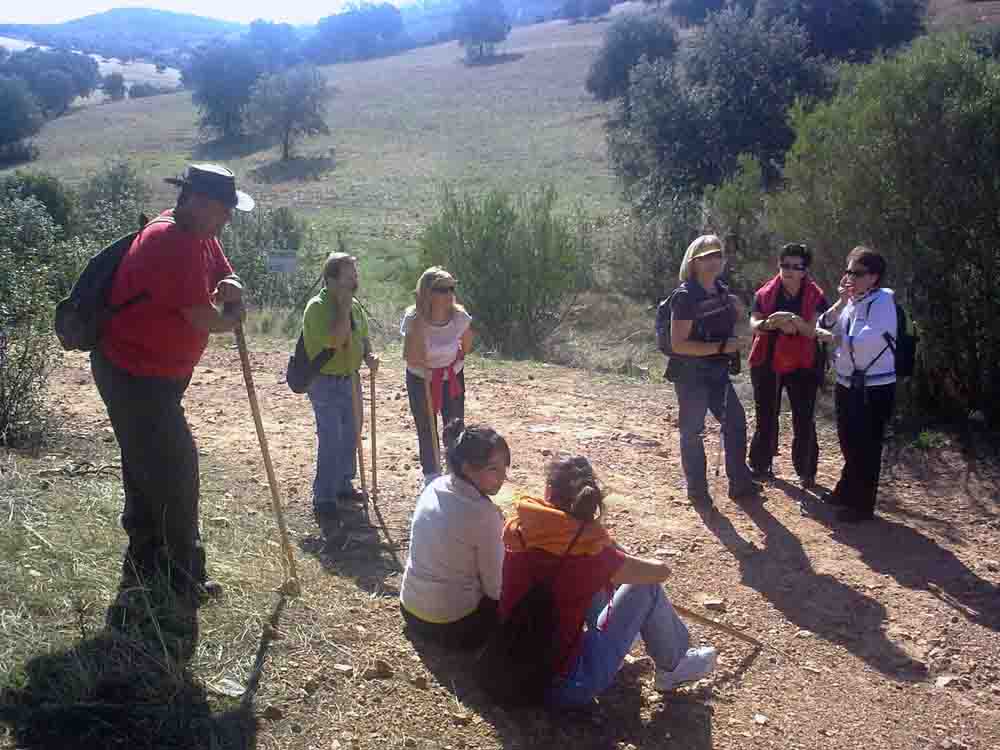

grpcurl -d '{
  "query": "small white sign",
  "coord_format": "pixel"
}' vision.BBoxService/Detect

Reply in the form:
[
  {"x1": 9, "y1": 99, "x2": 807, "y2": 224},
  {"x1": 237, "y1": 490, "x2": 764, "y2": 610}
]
[{"x1": 266, "y1": 252, "x2": 298, "y2": 274}]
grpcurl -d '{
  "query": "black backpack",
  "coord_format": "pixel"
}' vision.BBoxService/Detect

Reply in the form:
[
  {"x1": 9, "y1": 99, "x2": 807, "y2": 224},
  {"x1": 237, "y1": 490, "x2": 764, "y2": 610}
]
[
  {"x1": 285, "y1": 333, "x2": 335, "y2": 394},
  {"x1": 54, "y1": 217, "x2": 173, "y2": 352},
  {"x1": 475, "y1": 523, "x2": 587, "y2": 708},
  {"x1": 866, "y1": 297, "x2": 918, "y2": 379},
  {"x1": 655, "y1": 291, "x2": 676, "y2": 356}
]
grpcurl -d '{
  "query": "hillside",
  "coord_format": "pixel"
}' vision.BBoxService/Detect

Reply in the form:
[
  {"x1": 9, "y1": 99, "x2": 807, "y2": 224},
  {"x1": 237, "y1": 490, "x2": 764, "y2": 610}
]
[
  {"x1": 0, "y1": 8, "x2": 243, "y2": 64},
  {"x1": 1, "y1": 19, "x2": 623, "y2": 273}
]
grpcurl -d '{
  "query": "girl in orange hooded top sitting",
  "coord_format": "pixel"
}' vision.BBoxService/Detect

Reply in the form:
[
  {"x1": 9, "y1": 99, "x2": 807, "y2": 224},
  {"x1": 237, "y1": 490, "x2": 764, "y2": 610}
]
[{"x1": 499, "y1": 456, "x2": 717, "y2": 708}]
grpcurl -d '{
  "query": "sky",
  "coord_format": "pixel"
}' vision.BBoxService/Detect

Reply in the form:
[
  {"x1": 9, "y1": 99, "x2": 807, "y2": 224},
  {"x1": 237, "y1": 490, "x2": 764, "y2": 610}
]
[{"x1": 0, "y1": 1, "x2": 358, "y2": 26}]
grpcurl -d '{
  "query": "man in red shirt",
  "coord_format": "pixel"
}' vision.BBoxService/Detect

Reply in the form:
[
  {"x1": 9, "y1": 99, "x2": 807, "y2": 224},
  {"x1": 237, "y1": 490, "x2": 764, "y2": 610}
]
[{"x1": 92, "y1": 164, "x2": 252, "y2": 636}]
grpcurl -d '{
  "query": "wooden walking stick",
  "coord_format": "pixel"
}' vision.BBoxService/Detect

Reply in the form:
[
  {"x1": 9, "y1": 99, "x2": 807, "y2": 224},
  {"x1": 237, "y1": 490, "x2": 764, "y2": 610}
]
[
  {"x1": 424, "y1": 377, "x2": 441, "y2": 474},
  {"x1": 234, "y1": 322, "x2": 300, "y2": 596},
  {"x1": 674, "y1": 602, "x2": 789, "y2": 658},
  {"x1": 351, "y1": 372, "x2": 370, "y2": 523},
  {"x1": 369, "y1": 369, "x2": 403, "y2": 571}
]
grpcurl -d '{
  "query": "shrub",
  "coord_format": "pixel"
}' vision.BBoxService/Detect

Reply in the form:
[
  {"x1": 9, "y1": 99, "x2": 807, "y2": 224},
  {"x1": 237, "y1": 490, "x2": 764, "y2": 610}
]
[
  {"x1": 0, "y1": 170, "x2": 76, "y2": 230},
  {"x1": 74, "y1": 162, "x2": 151, "y2": 243},
  {"x1": 419, "y1": 186, "x2": 593, "y2": 356},
  {"x1": 220, "y1": 206, "x2": 319, "y2": 308},
  {"x1": 0, "y1": 198, "x2": 61, "y2": 448},
  {"x1": 608, "y1": 196, "x2": 703, "y2": 304}
]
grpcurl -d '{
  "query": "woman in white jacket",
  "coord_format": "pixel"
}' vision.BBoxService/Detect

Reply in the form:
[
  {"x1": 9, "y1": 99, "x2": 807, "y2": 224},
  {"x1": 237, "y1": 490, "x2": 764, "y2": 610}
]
[{"x1": 817, "y1": 246, "x2": 897, "y2": 523}]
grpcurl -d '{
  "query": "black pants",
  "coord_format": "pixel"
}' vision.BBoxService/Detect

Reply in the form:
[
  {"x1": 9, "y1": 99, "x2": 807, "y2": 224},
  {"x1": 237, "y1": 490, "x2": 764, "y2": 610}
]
[
  {"x1": 749, "y1": 365, "x2": 820, "y2": 480},
  {"x1": 834, "y1": 382, "x2": 896, "y2": 515},
  {"x1": 91, "y1": 350, "x2": 205, "y2": 602},
  {"x1": 401, "y1": 596, "x2": 498, "y2": 651},
  {"x1": 406, "y1": 369, "x2": 465, "y2": 476}
]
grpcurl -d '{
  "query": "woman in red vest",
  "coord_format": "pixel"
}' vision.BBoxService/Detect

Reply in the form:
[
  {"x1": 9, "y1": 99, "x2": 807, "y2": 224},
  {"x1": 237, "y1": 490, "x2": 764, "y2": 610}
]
[{"x1": 747, "y1": 243, "x2": 828, "y2": 488}]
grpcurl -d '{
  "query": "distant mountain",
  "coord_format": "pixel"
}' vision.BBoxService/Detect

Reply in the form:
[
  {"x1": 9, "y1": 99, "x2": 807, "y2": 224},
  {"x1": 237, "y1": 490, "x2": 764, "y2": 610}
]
[{"x1": 0, "y1": 8, "x2": 244, "y2": 66}]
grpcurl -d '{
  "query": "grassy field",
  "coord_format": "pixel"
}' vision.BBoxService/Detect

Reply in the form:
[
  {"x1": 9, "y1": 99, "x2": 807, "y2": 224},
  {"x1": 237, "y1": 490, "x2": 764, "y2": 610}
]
[{"x1": 3, "y1": 19, "x2": 623, "y2": 261}]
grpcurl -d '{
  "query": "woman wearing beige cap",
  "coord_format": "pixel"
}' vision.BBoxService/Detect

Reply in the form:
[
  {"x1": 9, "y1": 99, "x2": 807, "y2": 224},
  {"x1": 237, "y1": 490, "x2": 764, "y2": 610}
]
[{"x1": 657, "y1": 235, "x2": 759, "y2": 506}]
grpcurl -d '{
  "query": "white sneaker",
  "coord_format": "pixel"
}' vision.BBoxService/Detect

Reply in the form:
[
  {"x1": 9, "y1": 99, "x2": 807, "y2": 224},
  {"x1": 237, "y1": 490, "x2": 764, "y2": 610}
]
[{"x1": 654, "y1": 646, "x2": 718, "y2": 691}]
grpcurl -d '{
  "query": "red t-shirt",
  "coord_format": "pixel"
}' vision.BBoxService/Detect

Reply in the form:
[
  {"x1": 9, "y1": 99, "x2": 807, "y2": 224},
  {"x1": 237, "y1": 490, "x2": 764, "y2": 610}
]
[
  {"x1": 500, "y1": 546, "x2": 626, "y2": 676},
  {"x1": 101, "y1": 211, "x2": 233, "y2": 378}
]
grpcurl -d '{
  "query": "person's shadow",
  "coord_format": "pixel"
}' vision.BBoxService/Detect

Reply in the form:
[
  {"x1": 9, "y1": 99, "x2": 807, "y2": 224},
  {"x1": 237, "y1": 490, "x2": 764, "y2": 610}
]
[
  {"x1": 0, "y1": 629, "x2": 256, "y2": 749},
  {"x1": 803, "y1": 487, "x2": 1000, "y2": 632},
  {"x1": 404, "y1": 631, "x2": 715, "y2": 749},
  {"x1": 695, "y1": 500, "x2": 928, "y2": 680}
]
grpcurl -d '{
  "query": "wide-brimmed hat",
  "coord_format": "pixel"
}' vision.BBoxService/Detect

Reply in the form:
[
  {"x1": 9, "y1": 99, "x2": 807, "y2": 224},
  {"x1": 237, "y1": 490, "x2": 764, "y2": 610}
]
[{"x1": 165, "y1": 163, "x2": 254, "y2": 211}]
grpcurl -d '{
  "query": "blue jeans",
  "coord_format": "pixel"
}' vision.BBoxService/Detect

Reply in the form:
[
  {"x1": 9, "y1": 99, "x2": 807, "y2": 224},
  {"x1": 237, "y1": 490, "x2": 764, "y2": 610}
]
[
  {"x1": 545, "y1": 584, "x2": 690, "y2": 708},
  {"x1": 674, "y1": 366, "x2": 752, "y2": 496},
  {"x1": 308, "y1": 373, "x2": 359, "y2": 505}
]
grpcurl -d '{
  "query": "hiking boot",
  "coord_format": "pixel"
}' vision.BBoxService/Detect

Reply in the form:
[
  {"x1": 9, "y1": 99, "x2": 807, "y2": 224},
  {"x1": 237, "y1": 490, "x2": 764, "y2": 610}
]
[
  {"x1": 837, "y1": 507, "x2": 875, "y2": 524},
  {"x1": 799, "y1": 475, "x2": 816, "y2": 490},
  {"x1": 654, "y1": 646, "x2": 719, "y2": 691},
  {"x1": 749, "y1": 466, "x2": 774, "y2": 482},
  {"x1": 199, "y1": 579, "x2": 224, "y2": 602}
]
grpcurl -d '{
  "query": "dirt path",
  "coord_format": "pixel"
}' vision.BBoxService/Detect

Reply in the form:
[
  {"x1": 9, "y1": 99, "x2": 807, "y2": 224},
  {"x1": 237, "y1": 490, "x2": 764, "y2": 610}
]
[{"x1": 48, "y1": 343, "x2": 1000, "y2": 750}]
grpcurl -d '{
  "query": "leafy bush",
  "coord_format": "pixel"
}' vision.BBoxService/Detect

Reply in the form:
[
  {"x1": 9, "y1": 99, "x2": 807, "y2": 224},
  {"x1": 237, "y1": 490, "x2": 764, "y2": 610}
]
[
  {"x1": 586, "y1": 12, "x2": 678, "y2": 103},
  {"x1": 608, "y1": 195, "x2": 703, "y2": 304},
  {"x1": 774, "y1": 33, "x2": 1000, "y2": 422},
  {"x1": 0, "y1": 198, "x2": 61, "y2": 447},
  {"x1": 220, "y1": 207, "x2": 319, "y2": 308},
  {"x1": 74, "y1": 162, "x2": 151, "y2": 243},
  {"x1": 703, "y1": 154, "x2": 776, "y2": 294},
  {"x1": 0, "y1": 170, "x2": 76, "y2": 230},
  {"x1": 419, "y1": 186, "x2": 593, "y2": 356}
]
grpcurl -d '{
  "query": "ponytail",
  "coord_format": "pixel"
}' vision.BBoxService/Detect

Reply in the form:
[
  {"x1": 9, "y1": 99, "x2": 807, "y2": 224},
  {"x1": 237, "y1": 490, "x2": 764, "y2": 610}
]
[{"x1": 546, "y1": 456, "x2": 605, "y2": 522}]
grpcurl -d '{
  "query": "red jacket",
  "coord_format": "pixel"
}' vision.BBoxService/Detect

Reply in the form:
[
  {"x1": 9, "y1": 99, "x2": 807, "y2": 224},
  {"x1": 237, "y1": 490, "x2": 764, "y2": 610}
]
[{"x1": 748, "y1": 275, "x2": 824, "y2": 375}]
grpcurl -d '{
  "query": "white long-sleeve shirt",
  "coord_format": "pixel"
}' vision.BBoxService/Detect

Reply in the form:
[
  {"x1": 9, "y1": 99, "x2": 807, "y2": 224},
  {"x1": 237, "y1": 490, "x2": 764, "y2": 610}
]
[
  {"x1": 400, "y1": 475, "x2": 504, "y2": 623},
  {"x1": 831, "y1": 287, "x2": 898, "y2": 387}
]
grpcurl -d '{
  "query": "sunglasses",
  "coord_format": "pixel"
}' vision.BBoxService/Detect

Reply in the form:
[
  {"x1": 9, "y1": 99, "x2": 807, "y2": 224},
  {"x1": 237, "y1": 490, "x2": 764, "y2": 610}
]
[
  {"x1": 779, "y1": 262, "x2": 806, "y2": 271},
  {"x1": 844, "y1": 268, "x2": 870, "y2": 278},
  {"x1": 431, "y1": 285, "x2": 456, "y2": 295}
]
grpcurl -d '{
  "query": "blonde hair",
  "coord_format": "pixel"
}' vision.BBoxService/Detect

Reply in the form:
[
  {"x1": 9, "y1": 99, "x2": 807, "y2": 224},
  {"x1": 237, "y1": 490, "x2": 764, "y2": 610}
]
[
  {"x1": 678, "y1": 234, "x2": 724, "y2": 282},
  {"x1": 406, "y1": 266, "x2": 466, "y2": 321},
  {"x1": 323, "y1": 251, "x2": 355, "y2": 280}
]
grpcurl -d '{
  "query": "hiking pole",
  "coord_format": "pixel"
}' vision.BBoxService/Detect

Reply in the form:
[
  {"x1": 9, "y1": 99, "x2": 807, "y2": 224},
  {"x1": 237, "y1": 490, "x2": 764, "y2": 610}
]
[
  {"x1": 233, "y1": 321, "x2": 300, "y2": 596},
  {"x1": 351, "y1": 371, "x2": 371, "y2": 524},
  {"x1": 424, "y1": 377, "x2": 441, "y2": 474},
  {"x1": 715, "y1": 382, "x2": 729, "y2": 478},
  {"x1": 369, "y1": 369, "x2": 404, "y2": 571}
]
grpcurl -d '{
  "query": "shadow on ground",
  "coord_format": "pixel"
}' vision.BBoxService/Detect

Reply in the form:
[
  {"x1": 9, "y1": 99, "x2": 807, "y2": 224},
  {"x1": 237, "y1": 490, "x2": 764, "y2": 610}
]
[
  {"x1": 696, "y1": 495, "x2": 929, "y2": 680},
  {"x1": 250, "y1": 155, "x2": 336, "y2": 184},
  {"x1": 0, "y1": 630, "x2": 256, "y2": 750},
  {"x1": 191, "y1": 135, "x2": 273, "y2": 161},
  {"x1": 461, "y1": 52, "x2": 525, "y2": 67},
  {"x1": 405, "y1": 631, "x2": 715, "y2": 750}
]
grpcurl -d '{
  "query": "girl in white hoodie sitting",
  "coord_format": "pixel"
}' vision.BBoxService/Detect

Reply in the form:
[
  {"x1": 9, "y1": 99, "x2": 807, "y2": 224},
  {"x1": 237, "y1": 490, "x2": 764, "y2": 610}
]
[{"x1": 817, "y1": 246, "x2": 897, "y2": 523}]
